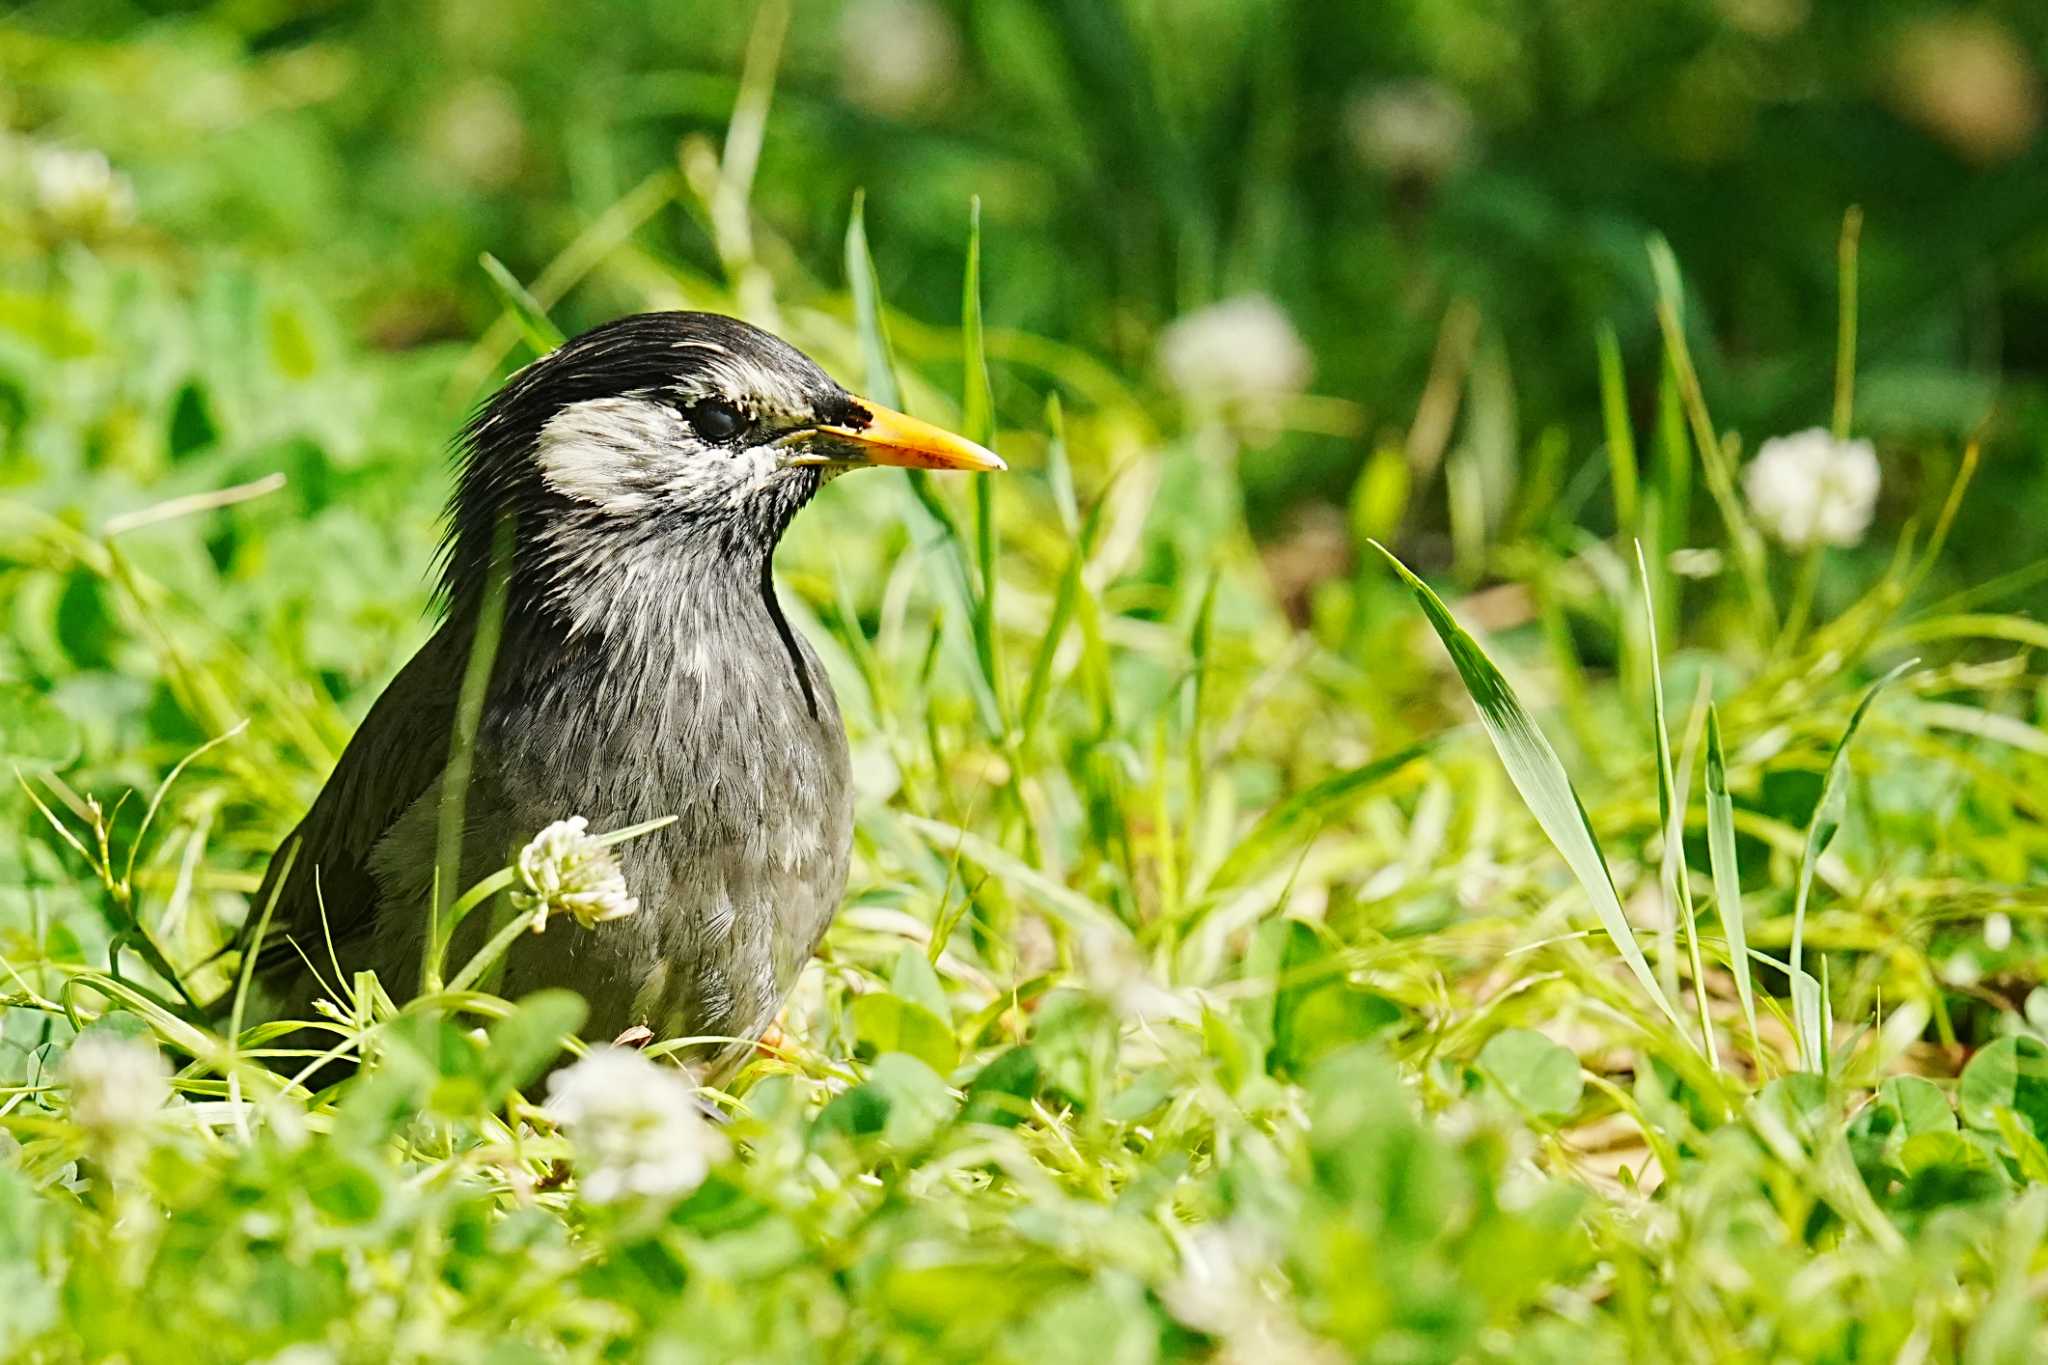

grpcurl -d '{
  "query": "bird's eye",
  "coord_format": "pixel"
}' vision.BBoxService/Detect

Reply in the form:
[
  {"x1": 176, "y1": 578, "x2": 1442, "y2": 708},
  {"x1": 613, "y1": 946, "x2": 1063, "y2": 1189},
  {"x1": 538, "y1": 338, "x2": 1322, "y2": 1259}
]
[{"x1": 684, "y1": 397, "x2": 748, "y2": 445}]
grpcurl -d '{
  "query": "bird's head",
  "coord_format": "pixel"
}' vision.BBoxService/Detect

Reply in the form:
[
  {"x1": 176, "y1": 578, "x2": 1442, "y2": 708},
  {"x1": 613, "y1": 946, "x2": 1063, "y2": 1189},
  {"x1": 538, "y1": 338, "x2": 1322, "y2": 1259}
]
[{"x1": 442, "y1": 311, "x2": 1002, "y2": 613}]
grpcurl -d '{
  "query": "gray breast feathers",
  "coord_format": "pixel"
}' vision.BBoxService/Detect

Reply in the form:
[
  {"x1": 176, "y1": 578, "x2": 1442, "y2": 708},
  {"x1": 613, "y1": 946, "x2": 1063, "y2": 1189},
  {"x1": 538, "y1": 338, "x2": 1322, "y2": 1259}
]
[{"x1": 246, "y1": 587, "x2": 854, "y2": 1063}]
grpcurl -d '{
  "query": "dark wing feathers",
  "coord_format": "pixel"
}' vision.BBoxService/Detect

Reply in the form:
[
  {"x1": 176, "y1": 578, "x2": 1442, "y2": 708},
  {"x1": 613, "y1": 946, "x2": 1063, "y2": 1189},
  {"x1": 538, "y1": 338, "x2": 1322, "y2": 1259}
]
[{"x1": 243, "y1": 626, "x2": 464, "y2": 980}]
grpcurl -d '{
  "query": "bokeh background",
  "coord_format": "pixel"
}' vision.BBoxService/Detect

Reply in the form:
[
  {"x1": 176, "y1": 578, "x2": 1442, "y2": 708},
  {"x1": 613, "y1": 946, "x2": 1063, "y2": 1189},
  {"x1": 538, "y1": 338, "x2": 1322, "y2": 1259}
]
[{"x1": 7, "y1": 0, "x2": 2045, "y2": 567}]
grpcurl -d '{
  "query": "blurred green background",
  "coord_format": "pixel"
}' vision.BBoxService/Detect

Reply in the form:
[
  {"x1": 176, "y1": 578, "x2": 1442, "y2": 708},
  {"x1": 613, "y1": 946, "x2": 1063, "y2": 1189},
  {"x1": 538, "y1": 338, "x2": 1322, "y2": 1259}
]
[{"x1": 6, "y1": 0, "x2": 2044, "y2": 564}]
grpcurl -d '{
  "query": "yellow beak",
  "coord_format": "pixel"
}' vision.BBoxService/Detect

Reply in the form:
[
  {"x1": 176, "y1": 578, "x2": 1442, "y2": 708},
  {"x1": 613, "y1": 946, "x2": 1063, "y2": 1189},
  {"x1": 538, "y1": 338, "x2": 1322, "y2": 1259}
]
[{"x1": 783, "y1": 399, "x2": 1006, "y2": 473}]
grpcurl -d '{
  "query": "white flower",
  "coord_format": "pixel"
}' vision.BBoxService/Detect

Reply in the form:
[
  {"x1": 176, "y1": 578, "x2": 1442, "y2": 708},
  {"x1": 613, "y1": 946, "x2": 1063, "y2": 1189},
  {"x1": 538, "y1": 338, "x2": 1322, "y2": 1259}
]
[
  {"x1": 1346, "y1": 80, "x2": 1475, "y2": 181},
  {"x1": 62, "y1": 1034, "x2": 170, "y2": 1138},
  {"x1": 1158, "y1": 295, "x2": 1313, "y2": 407},
  {"x1": 1079, "y1": 925, "x2": 1197, "y2": 1025},
  {"x1": 545, "y1": 1049, "x2": 728, "y2": 1203},
  {"x1": 30, "y1": 146, "x2": 135, "y2": 233},
  {"x1": 838, "y1": 0, "x2": 961, "y2": 119},
  {"x1": 422, "y1": 77, "x2": 527, "y2": 191},
  {"x1": 1743, "y1": 428, "x2": 1881, "y2": 550},
  {"x1": 1668, "y1": 547, "x2": 1725, "y2": 579},
  {"x1": 512, "y1": 817, "x2": 639, "y2": 931},
  {"x1": 255, "y1": 1348, "x2": 338, "y2": 1365},
  {"x1": 1164, "y1": 1225, "x2": 1340, "y2": 1364}
]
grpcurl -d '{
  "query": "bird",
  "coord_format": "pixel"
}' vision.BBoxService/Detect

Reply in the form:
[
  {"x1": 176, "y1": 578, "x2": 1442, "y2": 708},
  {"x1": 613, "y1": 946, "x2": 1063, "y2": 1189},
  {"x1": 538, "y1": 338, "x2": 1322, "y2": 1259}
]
[{"x1": 235, "y1": 311, "x2": 1003, "y2": 1072}]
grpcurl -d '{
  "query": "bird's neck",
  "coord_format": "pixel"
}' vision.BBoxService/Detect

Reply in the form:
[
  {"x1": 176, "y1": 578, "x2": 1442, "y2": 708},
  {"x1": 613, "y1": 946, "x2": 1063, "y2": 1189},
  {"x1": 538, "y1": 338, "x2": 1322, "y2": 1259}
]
[{"x1": 534, "y1": 535, "x2": 775, "y2": 643}]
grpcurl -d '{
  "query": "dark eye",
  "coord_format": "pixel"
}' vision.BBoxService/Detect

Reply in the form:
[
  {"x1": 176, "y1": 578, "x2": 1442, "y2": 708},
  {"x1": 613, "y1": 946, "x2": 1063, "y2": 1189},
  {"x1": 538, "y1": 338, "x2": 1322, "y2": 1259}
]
[{"x1": 684, "y1": 397, "x2": 747, "y2": 444}]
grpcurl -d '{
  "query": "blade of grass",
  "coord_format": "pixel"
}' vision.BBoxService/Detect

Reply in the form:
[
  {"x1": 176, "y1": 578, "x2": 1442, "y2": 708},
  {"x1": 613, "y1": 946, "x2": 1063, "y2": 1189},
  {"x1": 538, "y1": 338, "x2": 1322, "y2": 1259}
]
[
  {"x1": 1596, "y1": 322, "x2": 1639, "y2": 537},
  {"x1": 1832, "y1": 206, "x2": 1862, "y2": 442},
  {"x1": 843, "y1": 194, "x2": 1003, "y2": 735},
  {"x1": 1788, "y1": 659, "x2": 1915, "y2": 1069},
  {"x1": 1020, "y1": 396, "x2": 1099, "y2": 742},
  {"x1": 961, "y1": 197, "x2": 1008, "y2": 730},
  {"x1": 1373, "y1": 543, "x2": 1687, "y2": 1038},
  {"x1": 1647, "y1": 236, "x2": 1775, "y2": 637},
  {"x1": 903, "y1": 815, "x2": 1123, "y2": 937},
  {"x1": 1637, "y1": 543, "x2": 1718, "y2": 1069},
  {"x1": 1204, "y1": 741, "x2": 1436, "y2": 895},
  {"x1": 450, "y1": 169, "x2": 678, "y2": 403},
  {"x1": 426, "y1": 514, "x2": 513, "y2": 996},
  {"x1": 1705, "y1": 705, "x2": 1757, "y2": 1055},
  {"x1": 844, "y1": 191, "x2": 903, "y2": 409},
  {"x1": 479, "y1": 254, "x2": 566, "y2": 356}
]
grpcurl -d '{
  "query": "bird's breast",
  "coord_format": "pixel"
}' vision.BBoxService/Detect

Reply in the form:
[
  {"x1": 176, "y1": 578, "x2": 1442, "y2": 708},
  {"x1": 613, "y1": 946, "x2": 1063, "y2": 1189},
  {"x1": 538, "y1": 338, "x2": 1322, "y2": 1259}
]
[{"x1": 479, "y1": 605, "x2": 854, "y2": 1048}]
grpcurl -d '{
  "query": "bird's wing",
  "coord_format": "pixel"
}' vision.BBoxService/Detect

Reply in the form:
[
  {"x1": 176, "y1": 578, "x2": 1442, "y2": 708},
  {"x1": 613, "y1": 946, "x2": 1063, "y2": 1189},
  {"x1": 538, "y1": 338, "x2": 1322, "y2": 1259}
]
[{"x1": 243, "y1": 625, "x2": 466, "y2": 984}]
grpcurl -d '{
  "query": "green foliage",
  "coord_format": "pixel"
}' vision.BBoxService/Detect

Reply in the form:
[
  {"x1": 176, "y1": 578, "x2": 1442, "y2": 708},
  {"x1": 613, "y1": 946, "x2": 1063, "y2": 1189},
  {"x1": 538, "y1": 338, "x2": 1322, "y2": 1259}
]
[{"x1": 5, "y1": 2, "x2": 2048, "y2": 1359}]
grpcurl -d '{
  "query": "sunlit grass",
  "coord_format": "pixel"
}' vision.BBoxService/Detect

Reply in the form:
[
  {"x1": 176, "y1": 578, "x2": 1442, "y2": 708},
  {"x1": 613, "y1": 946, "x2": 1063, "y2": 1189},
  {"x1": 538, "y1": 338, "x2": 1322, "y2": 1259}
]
[{"x1": 6, "y1": 87, "x2": 2048, "y2": 1365}]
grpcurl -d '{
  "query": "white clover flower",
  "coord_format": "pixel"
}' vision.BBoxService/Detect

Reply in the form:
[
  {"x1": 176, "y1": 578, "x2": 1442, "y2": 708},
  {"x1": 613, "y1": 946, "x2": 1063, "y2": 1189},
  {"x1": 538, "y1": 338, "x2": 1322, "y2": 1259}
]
[
  {"x1": 545, "y1": 1048, "x2": 728, "y2": 1204},
  {"x1": 30, "y1": 146, "x2": 135, "y2": 234},
  {"x1": 62, "y1": 1034, "x2": 170, "y2": 1139},
  {"x1": 422, "y1": 76, "x2": 527, "y2": 191},
  {"x1": 1668, "y1": 547, "x2": 1726, "y2": 579},
  {"x1": 1158, "y1": 295, "x2": 1313, "y2": 408},
  {"x1": 255, "y1": 1348, "x2": 338, "y2": 1365},
  {"x1": 1164, "y1": 1224, "x2": 1339, "y2": 1364},
  {"x1": 1079, "y1": 925, "x2": 1197, "y2": 1025},
  {"x1": 1743, "y1": 428, "x2": 1881, "y2": 550},
  {"x1": 512, "y1": 817, "x2": 639, "y2": 932},
  {"x1": 1345, "y1": 80, "x2": 1476, "y2": 181},
  {"x1": 839, "y1": 0, "x2": 961, "y2": 119}
]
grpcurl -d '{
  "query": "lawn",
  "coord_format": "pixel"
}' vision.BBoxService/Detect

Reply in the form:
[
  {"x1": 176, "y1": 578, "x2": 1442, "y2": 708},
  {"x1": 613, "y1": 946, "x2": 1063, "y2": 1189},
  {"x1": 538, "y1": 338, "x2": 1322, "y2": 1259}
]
[{"x1": 4, "y1": 4, "x2": 2048, "y2": 1362}]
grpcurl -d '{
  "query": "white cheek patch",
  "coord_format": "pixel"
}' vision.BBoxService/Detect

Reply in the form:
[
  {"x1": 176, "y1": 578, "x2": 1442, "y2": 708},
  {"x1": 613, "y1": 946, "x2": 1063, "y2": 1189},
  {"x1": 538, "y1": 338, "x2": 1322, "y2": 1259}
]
[{"x1": 536, "y1": 397, "x2": 684, "y2": 515}]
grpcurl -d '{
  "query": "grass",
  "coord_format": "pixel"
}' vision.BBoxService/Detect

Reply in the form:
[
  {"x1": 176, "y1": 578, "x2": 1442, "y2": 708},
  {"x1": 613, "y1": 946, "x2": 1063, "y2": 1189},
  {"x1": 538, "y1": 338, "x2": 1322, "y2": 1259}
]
[{"x1": 6, "y1": 105, "x2": 2048, "y2": 1365}]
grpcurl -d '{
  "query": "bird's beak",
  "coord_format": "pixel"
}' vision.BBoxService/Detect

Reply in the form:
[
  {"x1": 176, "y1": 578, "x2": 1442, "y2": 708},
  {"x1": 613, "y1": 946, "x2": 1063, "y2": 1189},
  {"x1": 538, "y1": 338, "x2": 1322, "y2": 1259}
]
[{"x1": 780, "y1": 400, "x2": 1006, "y2": 473}]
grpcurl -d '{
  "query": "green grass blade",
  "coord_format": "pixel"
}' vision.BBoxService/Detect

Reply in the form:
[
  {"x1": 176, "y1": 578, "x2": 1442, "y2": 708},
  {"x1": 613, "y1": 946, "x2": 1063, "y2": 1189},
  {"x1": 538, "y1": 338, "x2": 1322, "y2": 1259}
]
[
  {"x1": 427, "y1": 514, "x2": 512, "y2": 995},
  {"x1": 961, "y1": 198, "x2": 995, "y2": 449},
  {"x1": 961, "y1": 197, "x2": 1008, "y2": 729},
  {"x1": 1833, "y1": 206, "x2": 1861, "y2": 441},
  {"x1": 1705, "y1": 705, "x2": 1757, "y2": 1054},
  {"x1": 1204, "y1": 741, "x2": 1436, "y2": 894},
  {"x1": 1021, "y1": 478, "x2": 1105, "y2": 742},
  {"x1": 479, "y1": 253, "x2": 565, "y2": 356},
  {"x1": 1637, "y1": 543, "x2": 1717, "y2": 1069},
  {"x1": 1788, "y1": 659, "x2": 1914, "y2": 1069},
  {"x1": 1596, "y1": 322, "x2": 1639, "y2": 537},
  {"x1": 843, "y1": 190, "x2": 903, "y2": 408},
  {"x1": 843, "y1": 193, "x2": 1001, "y2": 735},
  {"x1": 1791, "y1": 968, "x2": 1825, "y2": 1078},
  {"x1": 1373, "y1": 542, "x2": 1687, "y2": 1037},
  {"x1": 1647, "y1": 236, "x2": 1774, "y2": 638}
]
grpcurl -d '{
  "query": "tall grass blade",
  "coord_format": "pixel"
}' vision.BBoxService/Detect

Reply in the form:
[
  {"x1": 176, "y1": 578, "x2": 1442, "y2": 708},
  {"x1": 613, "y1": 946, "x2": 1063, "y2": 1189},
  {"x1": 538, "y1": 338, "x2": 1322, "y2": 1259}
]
[
  {"x1": 1373, "y1": 543, "x2": 1687, "y2": 1037},
  {"x1": 1788, "y1": 660, "x2": 1914, "y2": 1068},
  {"x1": 1647, "y1": 236, "x2": 1775, "y2": 637},
  {"x1": 1636, "y1": 543, "x2": 1717, "y2": 1069},
  {"x1": 1792, "y1": 968, "x2": 1825, "y2": 1078},
  {"x1": 1021, "y1": 469, "x2": 1105, "y2": 739},
  {"x1": 478, "y1": 254, "x2": 565, "y2": 355},
  {"x1": 961, "y1": 197, "x2": 1008, "y2": 728},
  {"x1": 427, "y1": 514, "x2": 513, "y2": 995},
  {"x1": 843, "y1": 191, "x2": 903, "y2": 409},
  {"x1": 842, "y1": 195, "x2": 1002, "y2": 734},
  {"x1": 1704, "y1": 705, "x2": 1757, "y2": 1052},
  {"x1": 1596, "y1": 322, "x2": 1638, "y2": 536},
  {"x1": 1833, "y1": 206, "x2": 1862, "y2": 442},
  {"x1": 1205, "y1": 741, "x2": 1436, "y2": 894}
]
